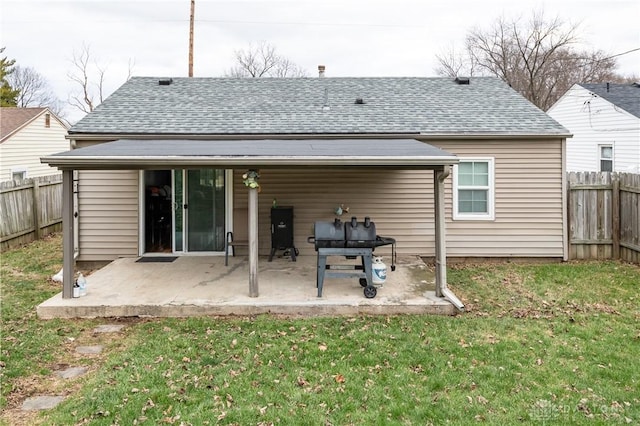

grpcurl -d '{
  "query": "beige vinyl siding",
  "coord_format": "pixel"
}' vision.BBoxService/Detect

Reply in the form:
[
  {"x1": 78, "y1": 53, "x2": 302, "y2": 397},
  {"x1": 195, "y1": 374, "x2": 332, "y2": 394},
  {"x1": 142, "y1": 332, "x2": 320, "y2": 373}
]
[
  {"x1": 232, "y1": 168, "x2": 435, "y2": 257},
  {"x1": 77, "y1": 169, "x2": 139, "y2": 261},
  {"x1": 71, "y1": 138, "x2": 563, "y2": 260},
  {"x1": 0, "y1": 113, "x2": 69, "y2": 181},
  {"x1": 231, "y1": 138, "x2": 564, "y2": 258},
  {"x1": 433, "y1": 139, "x2": 564, "y2": 257}
]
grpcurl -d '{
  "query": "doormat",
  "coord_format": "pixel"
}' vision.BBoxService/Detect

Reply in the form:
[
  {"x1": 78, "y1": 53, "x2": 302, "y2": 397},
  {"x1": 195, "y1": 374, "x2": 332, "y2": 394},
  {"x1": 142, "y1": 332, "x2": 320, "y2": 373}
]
[{"x1": 136, "y1": 257, "x2": 178, "y2": 263}]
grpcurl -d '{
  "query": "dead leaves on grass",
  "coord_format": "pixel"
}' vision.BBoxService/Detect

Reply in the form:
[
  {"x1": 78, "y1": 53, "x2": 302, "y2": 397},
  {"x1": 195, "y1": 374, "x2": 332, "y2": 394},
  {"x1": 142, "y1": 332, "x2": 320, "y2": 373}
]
[{"x1": 453, "y1": 264, "x2": 632, "y2": 320}]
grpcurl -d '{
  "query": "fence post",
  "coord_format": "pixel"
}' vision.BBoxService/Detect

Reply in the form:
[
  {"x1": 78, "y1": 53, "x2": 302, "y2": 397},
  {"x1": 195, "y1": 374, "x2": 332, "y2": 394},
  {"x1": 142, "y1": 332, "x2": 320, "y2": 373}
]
[
  {"x1": 32, "y1": 179, "x2": 42, "y2": 240},
  {"x1": 612, "y1": 174, "x2": 620, "y2": 260}
]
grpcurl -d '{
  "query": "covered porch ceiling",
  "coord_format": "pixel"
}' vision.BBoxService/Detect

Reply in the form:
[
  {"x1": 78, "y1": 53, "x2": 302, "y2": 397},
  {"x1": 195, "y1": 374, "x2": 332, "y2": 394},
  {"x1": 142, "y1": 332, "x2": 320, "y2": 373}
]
[{"x1": 41, "y1": 138, "x2": 463, "y2": 311}]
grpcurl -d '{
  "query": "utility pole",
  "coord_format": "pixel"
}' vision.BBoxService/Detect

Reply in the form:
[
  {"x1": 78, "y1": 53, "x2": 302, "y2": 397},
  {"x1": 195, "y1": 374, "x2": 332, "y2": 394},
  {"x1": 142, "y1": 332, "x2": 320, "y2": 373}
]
[{"x1": 189, "y1": 0, "x2": 195, "y2": 77}]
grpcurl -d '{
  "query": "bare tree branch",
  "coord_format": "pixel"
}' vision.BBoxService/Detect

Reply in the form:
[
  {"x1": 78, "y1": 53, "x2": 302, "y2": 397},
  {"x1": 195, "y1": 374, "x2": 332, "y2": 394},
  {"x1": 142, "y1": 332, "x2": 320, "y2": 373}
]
[
  {"x1": 126, "y1": 58, "x2": 136, "y2": 81},
  {"x1": 434, "y1": 45, "x2": 477, "y2": 77},
  {"x1": 435, "y1": 10, "x2": 625, "y2": 110},
  {"x1": 67, "y1": 44, "x2": 95, "y2": 113},
  {"x1": 8, "y1": 65, "x2": 65, "y2": 117},
  {"x1": 224, "y1": 41, "x2": 307, "y2": 78}
]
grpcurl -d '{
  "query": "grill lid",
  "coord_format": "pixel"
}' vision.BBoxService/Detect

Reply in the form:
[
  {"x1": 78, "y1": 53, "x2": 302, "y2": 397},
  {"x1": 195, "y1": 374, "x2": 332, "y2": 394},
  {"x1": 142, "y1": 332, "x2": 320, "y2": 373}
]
[
  {"x1": 345, "y1": 217, "x2": 377, "y2": 247},
  {"x1": 314, "y1": 219, "x2": 345, "y2": 240}
]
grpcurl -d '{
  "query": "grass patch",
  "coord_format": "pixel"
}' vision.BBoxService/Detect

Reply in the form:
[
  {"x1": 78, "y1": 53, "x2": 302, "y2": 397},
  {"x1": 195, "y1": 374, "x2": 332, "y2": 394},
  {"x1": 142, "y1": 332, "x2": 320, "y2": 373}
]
[
  {"x1": 1, "y1": 236, "x2": 88, "y2": 396},
  {"x1": 1, "y1": 235, "x2": 639, "y2": 425}
]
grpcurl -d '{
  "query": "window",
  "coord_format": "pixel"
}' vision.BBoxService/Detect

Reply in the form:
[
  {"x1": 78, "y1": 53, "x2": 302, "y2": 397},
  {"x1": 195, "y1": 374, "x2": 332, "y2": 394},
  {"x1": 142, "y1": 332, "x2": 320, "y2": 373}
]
[
  {"x1": 453, "y1": 158, "x2": 494, "y2": 220},
  {"x1": 11, "y1": 167, "x2": 27, "y2": 181},
  {"x1": 599, "y1": 145, "x2": 613, "y2": 172},
  {"x1": 45, "y1": 113, "x2": 51, "y2": 128}
]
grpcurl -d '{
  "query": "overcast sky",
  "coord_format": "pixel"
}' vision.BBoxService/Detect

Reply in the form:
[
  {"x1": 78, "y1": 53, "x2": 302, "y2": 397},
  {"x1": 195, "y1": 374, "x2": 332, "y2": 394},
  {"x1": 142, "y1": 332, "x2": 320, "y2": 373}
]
[{"x1": 2, "y1": 0, "x2": 639, "y2": 123}]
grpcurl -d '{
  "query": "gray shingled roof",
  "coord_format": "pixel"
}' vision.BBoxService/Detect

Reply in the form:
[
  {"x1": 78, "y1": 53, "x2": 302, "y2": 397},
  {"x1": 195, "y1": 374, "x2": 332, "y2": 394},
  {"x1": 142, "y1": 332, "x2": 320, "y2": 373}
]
[
  {"x1": 580, "y1": 83, "x2": 640, "y2": 118},
  {"x1": 69, "y1": 76, "x2": 569, "y2": 136}
]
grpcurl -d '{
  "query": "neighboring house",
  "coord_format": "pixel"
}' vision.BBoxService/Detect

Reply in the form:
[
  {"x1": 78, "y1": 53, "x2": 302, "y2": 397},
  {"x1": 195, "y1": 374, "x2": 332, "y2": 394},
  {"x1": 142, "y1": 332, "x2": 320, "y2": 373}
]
[
  {"x1": 0, "y1": 107, "x2": 69, "y2": 181},
  {"x1": 42, "y1": 75, "x2": 570, "y2": 299},
  {"x1": 547, "y1": 82, "x2": 640, "y2": 173}
]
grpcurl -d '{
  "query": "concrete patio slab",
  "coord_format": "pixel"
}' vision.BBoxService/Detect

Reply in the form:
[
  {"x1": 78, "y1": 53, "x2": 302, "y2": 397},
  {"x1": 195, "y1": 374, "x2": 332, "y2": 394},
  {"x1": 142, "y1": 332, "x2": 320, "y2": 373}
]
[{"x1": 37, "y1": 255, "x2": 458, "y2": 319}]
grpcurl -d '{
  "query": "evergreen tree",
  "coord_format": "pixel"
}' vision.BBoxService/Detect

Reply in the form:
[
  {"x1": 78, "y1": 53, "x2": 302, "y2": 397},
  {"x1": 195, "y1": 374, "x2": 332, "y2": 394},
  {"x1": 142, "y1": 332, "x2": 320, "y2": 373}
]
[{"x1": 1, "y1": 47, "x2": 20, "y2": 106}]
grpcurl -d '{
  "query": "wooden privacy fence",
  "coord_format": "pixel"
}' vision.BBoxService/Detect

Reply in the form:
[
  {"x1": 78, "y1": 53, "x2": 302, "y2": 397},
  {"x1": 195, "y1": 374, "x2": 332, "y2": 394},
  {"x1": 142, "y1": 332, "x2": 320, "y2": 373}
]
[
  {"x1": 568, "y1": 172, "x2": 640, "y2": 263},
  {"x1": 1, "y1": 174, "x2": 63, "y2": 250}
]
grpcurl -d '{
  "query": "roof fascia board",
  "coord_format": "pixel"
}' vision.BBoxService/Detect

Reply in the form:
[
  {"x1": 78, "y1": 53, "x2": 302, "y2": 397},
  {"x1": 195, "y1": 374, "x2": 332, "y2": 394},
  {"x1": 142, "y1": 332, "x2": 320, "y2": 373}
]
[
  {"x1": 421, "y1": 133, "x2": 572, "y2": 139},
  {"x1": 66, "y1": 133, "x2": 421, "y2": 141},
  {"x1": 67, "y1": 132, "x2": 572, "y2": 141},
  {"x1": 42, "y1": 155, "x2": 460, "y2": 170}
]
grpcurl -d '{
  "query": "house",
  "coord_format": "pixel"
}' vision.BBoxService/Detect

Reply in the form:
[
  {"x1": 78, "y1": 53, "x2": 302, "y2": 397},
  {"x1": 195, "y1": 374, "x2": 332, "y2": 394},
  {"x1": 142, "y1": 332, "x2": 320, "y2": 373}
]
[
  {"x1": 41, "y1": 75, "x2": 570, "y2": 301},
  {"x1": 547, "y1": 82, "x2": 640, "y2": 173},
  {"x1": 0, "y1": 107, "x2": 69, "y2": 181}
]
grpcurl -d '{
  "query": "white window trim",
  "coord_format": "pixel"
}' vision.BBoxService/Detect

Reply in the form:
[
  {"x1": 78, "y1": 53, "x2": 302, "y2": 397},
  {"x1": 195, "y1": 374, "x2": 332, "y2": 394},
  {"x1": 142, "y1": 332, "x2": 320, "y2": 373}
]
[
  {"x1": 452, "y1": 157, "x2": 495, "y2": 221},
  {"x1": 11, "y1": 166, "x2": 28, "y2": 181},
  {"x1": 598, "y1": 144, "x2": 614, "y2": 172}
]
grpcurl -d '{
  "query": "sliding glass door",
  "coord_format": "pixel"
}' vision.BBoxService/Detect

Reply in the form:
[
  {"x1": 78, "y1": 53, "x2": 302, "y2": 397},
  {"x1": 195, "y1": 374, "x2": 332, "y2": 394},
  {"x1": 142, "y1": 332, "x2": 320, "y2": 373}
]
[
  {"x1": 172, "y1": 169, "x2": 226, "y2": 253},
  {"x1": 186, "y1": 169, "x2": 225, "y2": 251}
]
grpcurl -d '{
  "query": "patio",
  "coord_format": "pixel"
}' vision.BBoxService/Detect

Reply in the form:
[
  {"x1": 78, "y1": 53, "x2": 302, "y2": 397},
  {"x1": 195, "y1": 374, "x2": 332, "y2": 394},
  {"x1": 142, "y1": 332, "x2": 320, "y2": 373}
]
[{"x1": 37, "y1": 255, "x2": 458, "y2": 319}]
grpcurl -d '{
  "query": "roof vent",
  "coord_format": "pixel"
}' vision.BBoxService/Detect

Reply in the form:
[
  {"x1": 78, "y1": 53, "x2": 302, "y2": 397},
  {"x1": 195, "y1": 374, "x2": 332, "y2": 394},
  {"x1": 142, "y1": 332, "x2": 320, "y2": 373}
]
[
  {"x1": 158, "y1": 78, "x2": 173, "y2": 86},
  {"x1": 322, "y1": 87, "x2": 330, "y2": 111},
  {"x1": 455, "y1": 77, "x2": 470, "y2": 85},
  {"x1": 354, "y1": 98, "x2": 365, "y2": 104}
]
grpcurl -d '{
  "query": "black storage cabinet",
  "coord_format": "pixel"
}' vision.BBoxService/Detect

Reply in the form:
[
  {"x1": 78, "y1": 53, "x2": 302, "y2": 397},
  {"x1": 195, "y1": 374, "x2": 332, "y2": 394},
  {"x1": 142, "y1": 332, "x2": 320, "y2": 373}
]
[{"x1": 269, "y1": 206, "x2": 297, "y2": 261}]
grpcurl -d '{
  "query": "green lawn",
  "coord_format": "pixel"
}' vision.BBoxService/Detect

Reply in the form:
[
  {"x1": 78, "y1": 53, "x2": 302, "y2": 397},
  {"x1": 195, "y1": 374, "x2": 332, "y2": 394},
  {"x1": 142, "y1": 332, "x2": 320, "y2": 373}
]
[{"x1": 1, "y1": 234, "x2": 639, "y2": 425}]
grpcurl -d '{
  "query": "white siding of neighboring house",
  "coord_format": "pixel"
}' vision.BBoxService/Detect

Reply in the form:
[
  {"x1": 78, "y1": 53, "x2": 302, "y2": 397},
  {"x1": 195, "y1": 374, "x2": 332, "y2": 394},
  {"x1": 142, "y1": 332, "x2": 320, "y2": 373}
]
[
  {"x1": 0, "y1": 111, "x2": 69, "y2": 181},
  {"x1": 548, "y1": 84, "x2": 640, "y2": 172}
]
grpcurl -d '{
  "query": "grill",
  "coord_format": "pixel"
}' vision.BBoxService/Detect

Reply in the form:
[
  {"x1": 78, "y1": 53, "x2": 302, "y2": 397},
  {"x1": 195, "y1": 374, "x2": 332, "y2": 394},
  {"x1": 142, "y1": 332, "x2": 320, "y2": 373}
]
[{"x1": 308, "y1": 217, "x2": 396, "y2": 298}]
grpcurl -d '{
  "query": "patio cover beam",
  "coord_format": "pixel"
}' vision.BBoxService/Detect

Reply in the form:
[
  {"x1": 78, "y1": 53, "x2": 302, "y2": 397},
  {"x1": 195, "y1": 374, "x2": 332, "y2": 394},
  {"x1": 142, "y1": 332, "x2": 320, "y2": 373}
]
[{"x1": 41, "y1": 139, "x2": 459, "y2": 170}]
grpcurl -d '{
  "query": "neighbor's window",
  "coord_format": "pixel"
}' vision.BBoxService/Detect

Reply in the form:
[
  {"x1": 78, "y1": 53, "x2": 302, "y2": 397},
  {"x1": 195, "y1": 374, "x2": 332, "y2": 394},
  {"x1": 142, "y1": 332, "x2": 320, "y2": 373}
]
[
  {"x1": 599, "y1": 145, "x2": 613, "y2": 172},
  {"x1": 11, "y1": 167, "x2": 27, "y2": 181},
  {"x1": 45, "y1": 113, "x2": 51, "y2": 128},
  {"x1": 453, "y1": 158, "x2": 494, "y2": 220}
]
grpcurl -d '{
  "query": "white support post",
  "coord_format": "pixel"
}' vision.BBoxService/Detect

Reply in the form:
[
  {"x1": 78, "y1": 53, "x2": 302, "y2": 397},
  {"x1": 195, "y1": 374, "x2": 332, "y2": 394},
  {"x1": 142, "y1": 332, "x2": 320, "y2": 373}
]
[
  {"x1": 434, "y1": 167, "x2": 465, "y2": 311},
  {"x1": 62, "y1": 169, "x2": 75, "y2": 299},
  {"x1": 434, "y1": 167, "x2": 447, "y2": 297},
  {"x1": 248, "y1": 186, "x2": 259, "y2": 297}
]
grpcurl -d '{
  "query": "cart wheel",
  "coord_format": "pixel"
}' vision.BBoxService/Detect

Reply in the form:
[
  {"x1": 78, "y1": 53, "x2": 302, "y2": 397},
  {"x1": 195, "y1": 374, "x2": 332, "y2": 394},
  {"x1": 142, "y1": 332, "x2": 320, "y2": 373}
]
[
  {"x1": 359, "y1": 278, "x2": 368, "y2": 287},
  {"x1": 364, "y1": 285, "x2": 377, "y2": 298}
]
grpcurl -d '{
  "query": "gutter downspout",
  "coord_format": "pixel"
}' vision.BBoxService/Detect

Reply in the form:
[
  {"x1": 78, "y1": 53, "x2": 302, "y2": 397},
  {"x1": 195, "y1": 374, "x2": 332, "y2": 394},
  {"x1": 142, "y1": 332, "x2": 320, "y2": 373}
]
[{"x1": 434, "y1": 167, "x2": 465, "y2": 311}]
